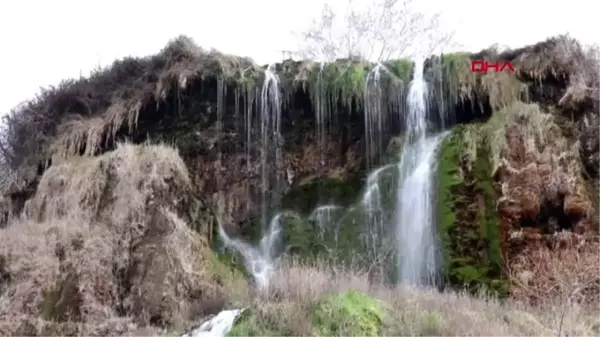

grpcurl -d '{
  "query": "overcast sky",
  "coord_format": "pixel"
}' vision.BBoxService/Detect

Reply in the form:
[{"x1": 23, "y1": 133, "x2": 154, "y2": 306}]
[{"x1": 0, "y1": 0, "x2": 598, "y2": 115}]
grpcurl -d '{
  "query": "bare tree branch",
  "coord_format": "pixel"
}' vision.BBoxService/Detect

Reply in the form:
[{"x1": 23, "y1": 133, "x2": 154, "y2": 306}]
[{"x1": 297, "y1": 0, "x2": 455, "y2": 61}]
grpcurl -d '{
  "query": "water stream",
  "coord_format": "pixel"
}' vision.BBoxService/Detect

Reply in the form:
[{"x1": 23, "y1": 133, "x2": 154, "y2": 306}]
[
  {"x1": 219, "y1": 58, "x2": 447, "y2": 289},
  {"x1": 218, "y1": 64, "x2": 286, "y2": 289},
  {"x1": 395, "y1": 57, "x2": 447, "y2": 285}
]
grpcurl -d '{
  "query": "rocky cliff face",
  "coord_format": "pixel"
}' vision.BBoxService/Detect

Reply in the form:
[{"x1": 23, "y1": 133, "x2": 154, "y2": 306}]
[
  {"x1": 0, "y1": 35, "x2": 598, "y2": 296},
  {"x1": 436, "y1": 37, "x2": 599, "y2": 295}
]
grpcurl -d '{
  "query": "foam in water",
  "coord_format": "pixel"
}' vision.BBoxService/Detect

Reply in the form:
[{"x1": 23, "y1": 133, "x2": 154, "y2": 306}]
[
  {"x1": 395, "y1": 57, "x2": 447, "y2": 286},
  {"x1": 182, "y1": 308, "x2": 245, "y2": 337}
]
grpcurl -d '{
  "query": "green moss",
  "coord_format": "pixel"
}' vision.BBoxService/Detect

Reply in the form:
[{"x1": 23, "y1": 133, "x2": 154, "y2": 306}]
[
  {"x1": 391, "y1": 59, "x2": 413, "y2": 81},
  {"x1": 280, "y1": 173, "x2": 396, "y2": 261},
  {"x1": 227, "y1": 311, "x2": 280, "y2": 337},
  {"x1": 382, "y1": 59, "x2": 413, "y2": 90},
  {"x1": 311, "y1": 290, "x2": 385, "y2": 337},
  {"x1": 323, "y1": 61, "x2": 369, "y2": 109},
  {"x1": 209, "y1": 250, "x2": 249, "y2": 284},
  {"x1": 282, "y1": 177, "x2": 363, "y2": 215},
  {"x1": 281, "y1": 216, "x2": 328, "y2": 257},
  {"x1": 437, "y1": 124, "x2": 507, "y2": 296},
  {"x1": 300, "y1": 59, "x2": 414, "y2": 114},
  {"x1": 437, "y1": 127, "x2": 463, "y2": 278},
  {"x1": 440, "y1": 53, "x2": 475, "y2": 105},
  {"x1": 473, "y1": 134, "x2": 504, "y2": 286}
]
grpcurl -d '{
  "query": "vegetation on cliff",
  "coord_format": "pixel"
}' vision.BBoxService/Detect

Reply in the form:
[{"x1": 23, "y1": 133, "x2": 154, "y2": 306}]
[
  {"x1": 3, "y1": 35, "x2": 592, "y2": 179},
  {"x1": 437, "y1": 124, "x2": 505, "y2": 296},
  {"x1": 0, "y1": 30, "x2": 598, "y2": 336},
  {"x1": 437, "y1": 93, "x2": 599, "y2": 300},
  {"x1": 0, "y1": 144, "x2": 237, "y2": 335},
  {"x1": 224, "y1": 258, "x2": 595, "y2": 336}
]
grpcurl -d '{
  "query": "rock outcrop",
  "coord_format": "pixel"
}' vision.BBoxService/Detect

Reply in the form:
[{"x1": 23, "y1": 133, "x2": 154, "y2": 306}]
[
  {"x1": 0, "y1": 144, "x2": 232, "y2": 335},
  {"x1": 436, "y1": 37, "x2": 599, "y2": 296},
  {"x1": 0, "y1": 34, "x2": 598, "y2": 312}
]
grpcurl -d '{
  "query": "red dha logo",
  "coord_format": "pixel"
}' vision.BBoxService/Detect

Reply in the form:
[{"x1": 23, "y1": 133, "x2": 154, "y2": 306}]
[{"x1": 471, "y1": 60, "x2": 515, "y2": 73}]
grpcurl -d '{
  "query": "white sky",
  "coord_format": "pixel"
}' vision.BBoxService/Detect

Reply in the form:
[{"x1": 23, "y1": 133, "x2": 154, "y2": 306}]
[{"x1": 0, "y1": 0, "x2": 598, "y2": 115}]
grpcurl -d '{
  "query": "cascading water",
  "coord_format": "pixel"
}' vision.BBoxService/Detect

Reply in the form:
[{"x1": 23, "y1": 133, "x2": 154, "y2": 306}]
[
  {"x1": 260, "y1": 64, "x2": 284, "y2": 230},
  {"x1": 308, "y1": 205, "x2": 343, "y2": 241},
  {"x1": 364, "y1": 63, "x2": 385, "y2": 169},
  {"x1": 218, "y1": 212, "x2": 298, "y2": 288},
  {"x1": 360, "y1": 64, "x2": 393, "y2": 260},
  {"x1": 218, "y1": 64, "x2": 285, "y2": 289},
  {"x1": 219, "y1": 58, "x2": 448, "y2": 290},
  {"x1": 315, "y1": 62, "x2": 328, "y2": 177},
  {"x1": 395, "y1": 57, "x2": 447, "y2": 286}
]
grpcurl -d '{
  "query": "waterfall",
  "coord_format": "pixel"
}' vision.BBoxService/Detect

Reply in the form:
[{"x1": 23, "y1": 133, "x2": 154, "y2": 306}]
[
  {"x1": 218, "y1": 212, "x2": 297, "y2": 289},
  {"x1": 308, "y1": 205, "x2": 343, "y2": 241},
  {"x1": 182, "y1": 309, "x2": 246, "y2": 337},
  {"x1": 364, "y1": 64, "x2": 385, "y2": 169},
  {"x1": 259, "y1": 64, "x2": 283, "y2": 230},
  {"x1": 395, "y1": 58, "x2": 447, "y2": 286},
  {"x1": 217, "y1": 64, "x2": 286, "y2": 290},
  {"x1": 218, "y1": 58, "x2": 448, "y2": 290}
]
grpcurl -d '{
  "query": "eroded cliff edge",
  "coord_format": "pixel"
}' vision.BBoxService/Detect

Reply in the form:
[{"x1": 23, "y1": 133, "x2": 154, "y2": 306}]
[{"x1": 0, "y1": 35, "x2": 598, "y2": 298}]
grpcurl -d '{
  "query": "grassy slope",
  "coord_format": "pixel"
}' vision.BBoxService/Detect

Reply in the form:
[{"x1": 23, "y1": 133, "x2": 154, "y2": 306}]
[{"x1": 224, "y1": 258, "x2": 597, "y2": 336}]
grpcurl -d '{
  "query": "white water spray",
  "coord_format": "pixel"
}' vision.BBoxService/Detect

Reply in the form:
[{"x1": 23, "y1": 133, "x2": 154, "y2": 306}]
[
  {"x1": 217, "y1": 65, "x2": 287, "y2": 290},
  {"x1": 218, "y1": 211, "x2": 300, "y2": 289},
  {"x1": 182, "y1": 308, "x2": 245, "y2": 337},
  {"x1": 395, "y1": 57, "x2": 447, "y2": 285}
]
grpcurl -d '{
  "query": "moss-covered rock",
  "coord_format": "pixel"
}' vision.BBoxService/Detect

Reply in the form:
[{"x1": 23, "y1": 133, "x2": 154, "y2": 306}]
[
  {"x1": 311, "y1": 290, "x2": 385, "y2": 336},
  {"x1": 228, "y1": 291, "x2": 385, "y2": 337},
  {"x1": 437, "y1": 124, "x2": 506, "y2": 296},
  {"x1": 227, "y1": 313, "x2": 280, "y2": 337},
  {"x1": 281, "y1": 215, "x2": 328, "y2": 257},
  {"x1": 282, "y1": 177, "x2": 363, "y2": 215},
  {"x1": 278, "y1": 176, "x2": 365, "y2": 257}
]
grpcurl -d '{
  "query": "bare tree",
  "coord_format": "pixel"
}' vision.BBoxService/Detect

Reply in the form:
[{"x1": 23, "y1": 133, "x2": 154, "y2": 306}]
[
  {"x1": 296, "y1": 0, "x2": 455, "y2": 61},
  {"x1": 507, "y1": 239, "x2": 599, "y2": 336}
]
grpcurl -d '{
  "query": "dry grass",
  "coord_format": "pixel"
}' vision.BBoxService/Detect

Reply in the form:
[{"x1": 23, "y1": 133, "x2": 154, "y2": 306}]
[
  {"x1": 233, "y1": 256, "x2": 599, "y2": 336},
  {"x1": 484, "y1": 101, "x2": 595, "y2": 235},
  {"x1": 558, "y1": 43, "x2": 600, "y2": 111},
  {"x1": 439, "y1": 52, "x2": 527, "y2": 111},
  {"x1": 0, "y1": 143, "x2": 224, "y2": 336},
  {"x1": 0, "y1": 35, "x2": 260, "y2": 172},
  {"x1": 463, "y1": 101, "x2": 582, "y2": 189},
  {"x1": 514, "y1": 35, "x2": 594, "y2": 83},
  {"x1": 508, "y1": 240, "x2": 599, "y2": 308},
  {"x1": 509, "y1": 35, "x2": 599, "y2": 115},
  {"x1": 443, "y1": 35, "x2": 598, "y2": 114}
]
